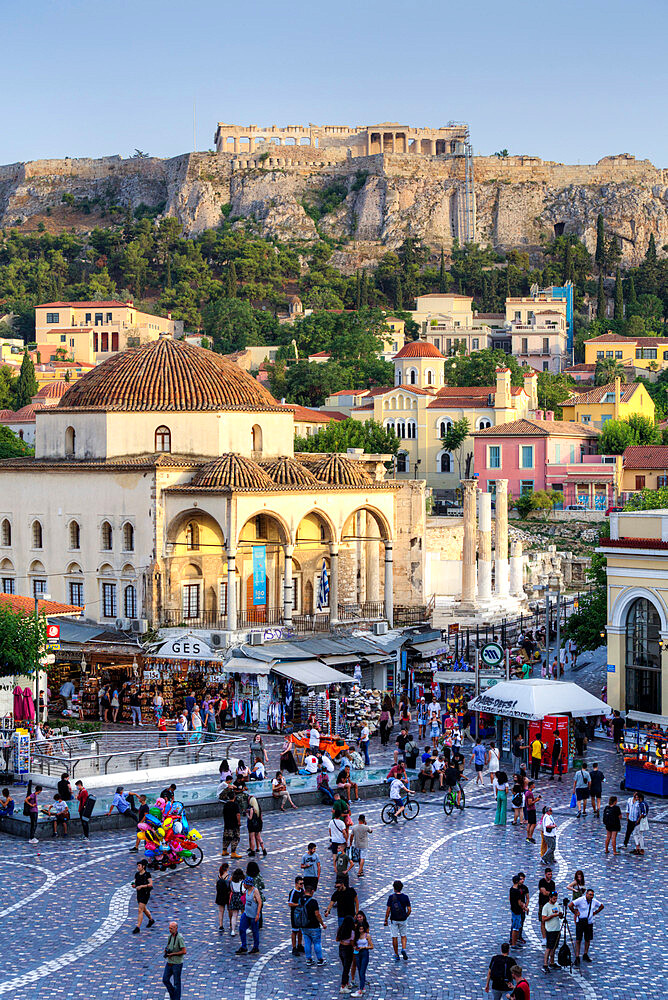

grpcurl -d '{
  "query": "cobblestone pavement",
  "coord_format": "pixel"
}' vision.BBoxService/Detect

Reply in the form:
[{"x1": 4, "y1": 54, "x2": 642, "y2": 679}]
[{"x1": 3, "y1": 734, "x2": 665, "y2": 1000}]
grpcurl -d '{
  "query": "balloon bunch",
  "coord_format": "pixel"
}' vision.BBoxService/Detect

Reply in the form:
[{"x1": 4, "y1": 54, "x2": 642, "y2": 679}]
[{"x1": 137, "y1": 797, "x2": 203, "y2": 869}]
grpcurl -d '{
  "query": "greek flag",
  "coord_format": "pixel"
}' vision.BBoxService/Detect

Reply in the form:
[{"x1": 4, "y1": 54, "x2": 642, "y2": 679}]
[{"x1": 317, "y1": 559, "x2": 329, "y2": 611}]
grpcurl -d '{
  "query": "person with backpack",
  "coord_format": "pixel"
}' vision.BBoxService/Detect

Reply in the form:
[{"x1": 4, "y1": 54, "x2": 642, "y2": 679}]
[
  {"x1": 228, "y1": 868, "x2": 245, "y2": 936},
  {"x1": 247, "y1": 792, "x2": 265, "y2": 857},
  {"x1": 384, "y1": 879, "x2": 411, "y2": 961},
  {"x1": 288, "y1": 876, "x2": 305, "y2": 954},
  {"x1": 236, "y1": 876, "x2": 262, "y2": 955},
  {"x1": 631, "y1": 792, "x2": 649, "y2": 855},
  {"x1": 603, "y1": 795, "x2": 622, "y2": 855},
  {"x1": 301, "y1": 884, "x2": 327, "y2": 966},
  {"x1": 589, "y1": 763, "x2": 604, "y2": 817},
  {"x1": 572, "y1": 764, "x2": 591, "y2": 818},
  {"x1": 485, "y1": 943, "x2": 514, "y2": 999}
]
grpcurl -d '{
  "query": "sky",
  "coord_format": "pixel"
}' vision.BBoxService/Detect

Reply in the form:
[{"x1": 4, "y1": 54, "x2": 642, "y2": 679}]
[{"x1": 1, "y1": 0, "x2": 667, "y2": 166}]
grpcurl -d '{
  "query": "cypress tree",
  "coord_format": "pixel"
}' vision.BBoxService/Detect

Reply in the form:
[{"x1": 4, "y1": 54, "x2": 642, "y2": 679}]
[
  {"x1": 166, "y1": 252, "x2": 171, "y2": 288},
  {"x1": 628, "y1": 274, "x2": 638, "y2": 306},
  {"x1": 595, "y1": 213, "x2": 606, "y2": 270},
  {"x1": 646, "y1": 233, "x2": 657, "y2": 263},
  {"x1": 505, "y1": 268, "x2": 511, "y2": 300},
  {"x1": 13, "y1": 353, "x2": 39, "y2": 410},
  {"x1": 395, "y1": 275, "x2": 403, "y2": 311},
  {"x1": 613, "y1": 267, "x2": 624, "y2": 320},
  {"x1": 439, "y1": 248, "x2": 446, "y2": 292},
  {"x1": 355, "y1": 270, "x2": 361, "y2": 310},
  {"x1": 361, "y1": 269, "x2": 369, "y2": 307},
  {"x1": 227, "y1": 261, "x2": 237, "y2": 298},
  {"x1": 597, "y1": 273, "x2": 606, "y2": 319}
]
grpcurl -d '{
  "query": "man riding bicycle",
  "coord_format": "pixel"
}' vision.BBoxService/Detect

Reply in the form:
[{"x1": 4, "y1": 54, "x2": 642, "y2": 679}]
[
  {"x1": 443, "y1": 761, "x2": 463, "y2": 807},
  {"x1": 389, "y1": 775, "x2": 412, "y2": 819}
]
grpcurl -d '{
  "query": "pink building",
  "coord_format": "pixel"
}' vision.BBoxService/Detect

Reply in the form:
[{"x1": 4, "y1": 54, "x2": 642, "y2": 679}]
[{"x1": 474, "y1": 413, "x2": 618, "y2": 510}]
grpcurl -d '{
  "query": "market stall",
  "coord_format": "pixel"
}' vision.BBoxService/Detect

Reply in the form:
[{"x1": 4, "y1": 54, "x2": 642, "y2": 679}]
[
  {"x1": 622, "y1": 711, "x2": 668, "y2": 796},
  {"x1": 467, "y1": 679, "x2": 611, "y2": 773}
]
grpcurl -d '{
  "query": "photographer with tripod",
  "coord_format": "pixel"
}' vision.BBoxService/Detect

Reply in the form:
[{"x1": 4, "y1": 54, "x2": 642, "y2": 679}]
[{"x1": 540, "y1": 891, "x2": 562, "y2": 973}]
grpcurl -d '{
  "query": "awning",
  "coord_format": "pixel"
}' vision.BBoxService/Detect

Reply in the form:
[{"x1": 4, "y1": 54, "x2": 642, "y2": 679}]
[
  {"x1": 271, "y1": 660, "x2": 354, "y2": 687},
  {"x1": 467, "y1": 679, "x2": 611, "y2": 721},
  {"x1": 435, "y1": 670, "x2": 476, "y2": 685},
  {"x1": 223, "y1": 657, "x2": 271, "y2": 675},
  {"x1": 626, "y1": 709, "x2": 668, "y2": 727},
  {"x1": 409, "y1": 639, "x2": 449, "y2": 659}
]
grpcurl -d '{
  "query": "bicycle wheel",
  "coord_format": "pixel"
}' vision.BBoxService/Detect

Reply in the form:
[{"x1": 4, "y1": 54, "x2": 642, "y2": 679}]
[
  {"x1": 457, "y1": 788, "x2": 466, "y2": 811},
  {"x1": 381, "y1": 802, "x2": 396, "y2": 825},
  {"x1": 182, "y1": 845, "x2": 203, "y2": 868},
  {"x1": 443, "y1": 793, "x2": 453, "y2": 816},
  {"x1": 404, "y1": 799, "x2": 419, "y2": 820}
]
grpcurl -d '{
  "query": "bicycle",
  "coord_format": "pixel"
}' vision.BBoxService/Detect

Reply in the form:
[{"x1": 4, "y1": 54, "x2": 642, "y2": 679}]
[
  {"x1": 381, "y1": 797, "x2": 420, "y2": 824},
  {"x1": 443, "y1": 782, "x2": 466, "y2": 815}
]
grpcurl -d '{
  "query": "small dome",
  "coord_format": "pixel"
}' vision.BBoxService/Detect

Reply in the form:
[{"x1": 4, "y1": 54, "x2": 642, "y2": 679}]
[
  {"x1": 35, "y1": 381, "x2": 70, "y2": 399},
  {"x1": 303, "y1": 454, "x2": 373, "y2": 487},
  {"x1": 393, "y1": 341, "x2": 445, "y2": 360},
  {"x1": 191, "y1": 454, "x2": 275, "y2": 490},
  {"x1": 261, "y1": 456, "x2": 323, "y2": 487},
  {"x1": 58, "y1": 338, "x2": 282, "y2": 412}
]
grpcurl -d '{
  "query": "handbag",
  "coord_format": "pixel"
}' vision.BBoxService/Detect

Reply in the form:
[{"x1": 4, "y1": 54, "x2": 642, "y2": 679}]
[
  {"x1": 569, "y1": 792, "x2": 577, "y2": 809},
  {"x1": 23, "y1": 800, "x2": 31, "y2": 816},
  {"x1": 350, "y1": 846, "x2": 360, "y2": 862}
]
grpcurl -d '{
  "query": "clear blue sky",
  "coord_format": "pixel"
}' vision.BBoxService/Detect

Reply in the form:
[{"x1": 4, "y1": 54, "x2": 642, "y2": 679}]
[{"x1": 2, "y1": 0, "x2": 666, "y2": 165}]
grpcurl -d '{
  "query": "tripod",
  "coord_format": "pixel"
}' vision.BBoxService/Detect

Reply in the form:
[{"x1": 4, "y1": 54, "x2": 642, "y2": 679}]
[{"x1": 556, "y1": 902, "x2": 579, "y2": 976}]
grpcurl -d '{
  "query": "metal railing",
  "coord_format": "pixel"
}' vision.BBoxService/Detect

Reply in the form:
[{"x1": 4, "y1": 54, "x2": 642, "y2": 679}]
[
  {"x1": 337, "y1": 601, "x2": 385, "y2": 622},
  {"x1": 159, "y1": 609, "x2": 228, "y2": 630},
  {"x1": 395, "y1": 603, "x2": 432, "y2": 626},
  {"x1": 30, "y1": 731, "x2": 248, "y2": 779},
  {"x1": 238, "y1": 607, "x2": 284, "y2": 627}
]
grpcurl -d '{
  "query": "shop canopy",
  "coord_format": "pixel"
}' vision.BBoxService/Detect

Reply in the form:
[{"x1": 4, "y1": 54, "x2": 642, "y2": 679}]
[
  {"x1": 222, "y1": 656, "x2": 270, "y2": 676},
  {"x1": 467, "y1": 679, "x2": 611, "y2": 722},
  {"x1": 270, "y1": 660, "x2": 354, "y2": 687}
]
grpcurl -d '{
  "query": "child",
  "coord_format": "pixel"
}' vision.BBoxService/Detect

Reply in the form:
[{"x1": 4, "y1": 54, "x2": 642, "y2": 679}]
[
  {"x1": 47, "y1": 794, "x2": 69, "y2": 837},
  {"x1": 228, "y1": 867, "x2": 245, "y2": 936},
  {"x1": 334, "y1": 842, "x2": 353, "y2": 885},
  {"x1": 216, "y1": 862, "x2": 231, "y2": 931},
  {"x1": 157, "y1": 715, "x2": 168, "y2": 748},
  {"x1": 0, "y1": 788, "x2": 14, "y2": 817},
  {"x1": 300, "y1": 842, "x2": 321, "y2": 890}
]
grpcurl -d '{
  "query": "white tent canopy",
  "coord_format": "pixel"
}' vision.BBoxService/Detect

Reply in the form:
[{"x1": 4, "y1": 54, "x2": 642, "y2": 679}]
[{"x1": 467, "y1": 679, "x2": 611, "y2": 721}]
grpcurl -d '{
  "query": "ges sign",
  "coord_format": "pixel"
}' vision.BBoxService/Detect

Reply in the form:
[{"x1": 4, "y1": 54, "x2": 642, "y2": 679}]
[{"x1": 170, "y1": 640, "x2": 203, "y2": 656}]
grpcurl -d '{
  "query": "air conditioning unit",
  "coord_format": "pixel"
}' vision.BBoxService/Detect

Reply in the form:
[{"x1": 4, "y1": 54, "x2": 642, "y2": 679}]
[
  {"x1": 115, "y1": 618, "x2": 130, "y2": 631},
  {"x1": 210, "y1": 632, "x2": 227, "y2": 648},
  {"x1": 248, "y1": 631, "x2": 264, "y2": 646},
  {"x1": 131, "y1": 619, "x2": 149, "y2": 635},
  {"x1": 372, "y1": 621, "x2": 388, "y2": 635}
]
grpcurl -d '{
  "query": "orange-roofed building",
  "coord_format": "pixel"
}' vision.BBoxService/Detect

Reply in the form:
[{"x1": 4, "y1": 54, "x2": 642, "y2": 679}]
[{"x1": 0, "y1": 592, "x2": 83, "y2": 617}]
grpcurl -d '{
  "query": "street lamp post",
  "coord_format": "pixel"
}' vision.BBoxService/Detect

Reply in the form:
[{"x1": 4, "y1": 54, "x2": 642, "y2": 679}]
[{"x1": 34, "y1": 591, "x2": 51, "y2": 729}]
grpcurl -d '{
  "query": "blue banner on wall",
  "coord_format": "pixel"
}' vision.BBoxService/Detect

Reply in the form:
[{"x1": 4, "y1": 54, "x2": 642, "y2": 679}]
[{"x1": 252, "y1": 546, "x2": 266, "y2": 605}]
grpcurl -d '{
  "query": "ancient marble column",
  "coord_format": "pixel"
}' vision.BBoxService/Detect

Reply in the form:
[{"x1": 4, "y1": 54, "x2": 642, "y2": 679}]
[
  {"x1": 282, "y1": 544, "x2": 294, "y2": 626},
  {"x1": 226, "y1": 548, "x2": 237, "y2": 630},
  {"x1": 329, "y1": 544, "x2": 339, "y2": 624},
  {"x1": 384, "y1": 541, "x2": 394, "y2": 626},
  {"x1": 495, "y1": 479, "x2": 509, "y2": 597},
  {"x1": 510, "y1": 539, "x2": 524, "y2": 598},
  {"x1": 365, "y1": 513, "x2": 380, "y2": 604},
  {"x1": 461, "y1": 479, "x2": 477, "y2": 607},
  {"x1": 478, "y1": 491, "x2": 492, "y2": 602}
]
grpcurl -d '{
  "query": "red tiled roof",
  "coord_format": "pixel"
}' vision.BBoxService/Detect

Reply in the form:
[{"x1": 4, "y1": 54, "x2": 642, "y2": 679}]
[
  {"x1": 393, "y1": 341, "x2": 445, "y2": 359},
  {"x1": 622, "y1": 446, "x2": 668, "y2": 469},
  {"x1": 35, "y1": 381, "x2": 71, "y2": 399},
  {"x1": 291, "y1": 405, "x2": 345, "y2": 422},
  {"x1": 351, "y1": 404, "x2": 375, "y2": 412},
  {"x1": 308, "y1": 351, "x2": 331, "y2": 359},
  {"x1": 328, "y1": 389, "x2": 370, "y2": 397},
  {"x1": 585, "y1": 333, "x2": 635, "y2": 344},
  {"x1": 563, "y1": 381, "x2": 642, "y2": 405},
  {"x1": 0, "y1": 404, "x2": 43, "y2": 422},
  {"x1": 601, "y1": 537, "x2": 668, "y2": 551},
  {"x1": 474, "y1": 418, "x2": 599, "y2": 438},
  {"x1": 418, "y1": 293, "x2": 472, "y2": 300},
  {"x1": 38, "y1": 327, "x2": 93, "y2": 333},
  {"x1": 0, "y1": 593, "x2": 83, "y2": 617}
]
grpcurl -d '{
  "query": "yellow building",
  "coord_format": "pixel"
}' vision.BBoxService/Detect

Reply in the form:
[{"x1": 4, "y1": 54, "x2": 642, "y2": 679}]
[
  {"x1": 336, "y1": 341, "x2": 535, "y2": 498},
  {"x1": 383, "y1": 317, "x2": 406, "y2": 359},
  {"x1": 620, "y1": 446, "x2": 668, "y2": 494},
  {"x1": 584, "y1": 333, "x2": 668, "y2": 373},
  {"x1": 561, "y1": 378, "x2": 655, "y2": 429},
  {"x1": 602, "y1": 509, "x2": 668, "y2": 718},
  {"x1": 35, "y1": 300, "x2": 183, "y2": 365}
]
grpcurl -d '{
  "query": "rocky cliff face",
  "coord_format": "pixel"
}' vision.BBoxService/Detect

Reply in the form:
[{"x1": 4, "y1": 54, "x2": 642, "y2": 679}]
[{"x1": 1, "y1": 150, "x2": 666, "y2": 266}]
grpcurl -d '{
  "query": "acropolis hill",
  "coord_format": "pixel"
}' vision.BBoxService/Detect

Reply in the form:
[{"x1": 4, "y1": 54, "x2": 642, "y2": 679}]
[{"x1": 1, "y1": 119, "x2": 666, "y2": 266}]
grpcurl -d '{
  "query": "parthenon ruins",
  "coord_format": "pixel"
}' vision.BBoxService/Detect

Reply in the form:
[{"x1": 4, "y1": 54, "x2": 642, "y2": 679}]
[{"x1": 213, "y1": 121, "x2": 470, "y2": 157}]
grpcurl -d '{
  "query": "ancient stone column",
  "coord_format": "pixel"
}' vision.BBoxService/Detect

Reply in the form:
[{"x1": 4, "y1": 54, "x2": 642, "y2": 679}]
[
  {"x1": 495, "y1": 479, "x2": 509, "y2": 597},
  {"x1": 461, "y1": 479, "x2": 477, "y2": 608},
  {"x1": 510, "y1": 539, "x2": 524, "y2": 598},
  {"x1": 226, "y1": 548, "x2": 237, "y2": 630},
  {"x1": 365, "y1": 513, "x2": 380, "y2": 605},
  {"x1": 384, "y1": 541, "x2": 394, "y2": 626},
  {"x1": 356, "y1": 511, "x2": 366, "y2": 604},
  {"x1": 478, "y1": 491, "x2": 493, "y2": 602},
  {"x1": 283, "y1": 544, "x2": 294, "y2": 626},
  {"x1": 329, "y1": 544, "x2": 339, "y2": 624}
]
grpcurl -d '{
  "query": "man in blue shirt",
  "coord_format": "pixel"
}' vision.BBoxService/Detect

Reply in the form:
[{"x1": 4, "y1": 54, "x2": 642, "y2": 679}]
[
  {"x1": 107, "y1": 786, "x2": 139, "y2": 823},
  {"x1": 470, "y1": 739, "x2": 488, "y2": 785}
]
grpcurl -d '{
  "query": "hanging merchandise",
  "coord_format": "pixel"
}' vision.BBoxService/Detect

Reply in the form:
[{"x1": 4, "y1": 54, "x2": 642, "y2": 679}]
[{"x1": 12, "y1": 730, "x2": 30, "y2": 781}]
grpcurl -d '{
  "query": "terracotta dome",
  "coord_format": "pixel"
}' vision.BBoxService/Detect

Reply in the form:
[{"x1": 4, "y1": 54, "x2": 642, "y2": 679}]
[
  {"x1": 35, "y1": 381, "x2": 70, "y2": 400},
  {"x1": 261, "y1": 456, "x2": 323, "y2": 487},
  {"x1": 191, "y1": 454, "x2": 275, "y2": 490},
  {"x1": 57, "y1": 338, "x2": 282, "y2": 412},
  {"x1": 303, "y1": 454, "x2": 373, "y2": 487},
  {"x1": 393, "y1": 341, "x2": 445, "y2": 359}
]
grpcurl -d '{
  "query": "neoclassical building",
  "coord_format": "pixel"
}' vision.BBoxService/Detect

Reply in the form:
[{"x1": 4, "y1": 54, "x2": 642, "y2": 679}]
[{"x1": 0, "y1": 339, "x2": 398, "y2": 631}]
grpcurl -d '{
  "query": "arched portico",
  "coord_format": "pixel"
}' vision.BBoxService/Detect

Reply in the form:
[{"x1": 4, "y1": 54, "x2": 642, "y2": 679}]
[
  {"x1": 340, "y1": 505, "x2": 394, "y2": 625},
  {"x1": 236, "y1": 511, "x2": 291, "y2": 626},
  {"x1": 164, "y1": 508, "x2": 228, "y2": 626}
]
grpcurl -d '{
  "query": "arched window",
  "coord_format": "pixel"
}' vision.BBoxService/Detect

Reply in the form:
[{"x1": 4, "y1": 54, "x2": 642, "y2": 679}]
[
  {"x1": 101, "y1": 521, "x2": 113, "y2": 551},
  {"x1": 32, "y1": 520, "x2": 43, "y2": 549},
  {"x1": 439, "y1": 419, "x2": 452, "y2": 438},
  {"x1": 425, "y1": 369, "x2": 435, "y2": 386},
  {"x1": 69, "y1": 520, "x2": 80, "y2": 550},
  {"x1": 395, "y1": 369, "x2": 402, "y2": 386},
  {"x1": 439, "y1": 452, "x2": 452, "y2": 473},
  {"x1": 124, "y1": 584, "x2": 137, "y2": 619},
  {"x1": 186, "y1": 522, "x2": 199, "y2": 551},
  {"x1": 155, "y1": 425, "x2": 171, "y2": 452},
  {"x1": 396, "y1": 452, "x2": 409, "y2": 473},
  {"x1": 407, "y1": 420, "x2": 417, "y2": 439},
  {"x1": 123, "y1": 523, "x2": 134, "y2": 551},
  {"x1": 477, "y1": 417, "x2": 492, "y2": 430},
  {"x1": 625, "y1": 598, "x2": 661, "y2": 714},
  {"x1": 396, "y1": 421, "x2": 406, "y2": 439},
  {"x1": 0, "y1": 520, "x2": 10, "y2": 546},
  {"x1": 65, "y1": 426, "x2": 76, "y2": 457},
  {"x1": 409, "y1": 368, "x2": 417, "y2": 385},
  {"x1": 384, "y1": 419, "x2": 395, "y2": 431},
  {"x1": 251, "y1": 424, "x2": 263, "y2": 455}
]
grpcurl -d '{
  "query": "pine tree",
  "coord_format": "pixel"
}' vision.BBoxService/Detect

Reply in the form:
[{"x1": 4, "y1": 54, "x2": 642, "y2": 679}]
[
  {"x1": 395, "y1": 276, "x2": 403, "y2": 310},
  {"x1": 646, "y1": 233, "x2": 657, "y2": 263},
  {"x1": 361, "y1": 269, "x2": 369, "y2": 307},
  {"x1": 628, "y1": 275, "x2": 638, "y2": 306},
  {"x1": 439, "y1": 248, "x2": 446, "y2": 292},
  {"x1": 595, "y1": 213, "x2": 606, "y2": 270},
  {"x1": 13, "y1": 353, "x2": 38, "y2": 410},
  {"x1": 613, "y1": 268, "x2": 624, "y2": 320},
  {"x1": 355, "y1": 270, "x2": 361, "y2": 310},
  {"x1": 597, "y1": 273, "x2": 606, "y2": 319},
  {"x1": 166, "y1": 252, "x2": 172, "y2": 288},
  {"x1": 227, "y1": 261, "x2": 237, "y2": 298}
]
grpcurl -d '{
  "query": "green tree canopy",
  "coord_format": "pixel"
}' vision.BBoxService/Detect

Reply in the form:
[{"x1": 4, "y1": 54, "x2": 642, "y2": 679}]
[
  {"x1": 624, "y1": 487, "x2": 668, "y2": 510},
  {"x1": 13, "y1": 353, "x2": 38, "y2": 409},
  {"x1": 597, "y1": 414, "x2": 661, "y2": 455},
  {"x1": 0, "y1": 603, "x2": 47, "y2": 678},
  {"x1": 536, "y1": 371, "x2": 575, "y2": 417},
  {"x1": 595, "y1": 358, "x2": 627, "y2": 385},
  {"x1": 446, "y1": 349, "x2": 526, "y2": 387},
  {"x1": 564, "y1": 547, "x2": 607, "y2": 651},
  {"x1": 294, "y1": 418, "x2": 399, "y2": 455},
  {"x1": 0, "y1": 425, "x2": 34, "y2": 458},
  {"x1": 442, "y1": 417, "x2": 470, "y2": 477}
]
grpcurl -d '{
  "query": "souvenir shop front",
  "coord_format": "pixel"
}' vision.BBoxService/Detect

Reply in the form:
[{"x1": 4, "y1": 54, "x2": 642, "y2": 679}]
[{"x1": 143, "y1": 633, "x2": 229, "y2": 721}]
